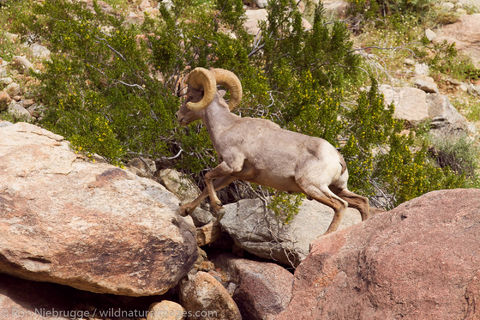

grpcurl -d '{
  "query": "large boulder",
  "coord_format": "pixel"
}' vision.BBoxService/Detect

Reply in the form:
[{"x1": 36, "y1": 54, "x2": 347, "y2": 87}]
[
  {"x1": 436, "y1": 14, "x2": 480, "y2": 68},
  {"x1": 0, "y1": 122, "x2": 197, "y2": 296},
  {"x1": 275, "y1": 189, "x2": 480, "y2": 320},
  {"x1": 220, "y1": 198, "x2": 362, "y2": 266}
]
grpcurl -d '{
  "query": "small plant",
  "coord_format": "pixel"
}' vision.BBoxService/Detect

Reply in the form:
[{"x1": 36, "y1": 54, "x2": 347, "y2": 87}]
[{"x1": 428, "y1": 133, "x2": 479, "y2": 179}]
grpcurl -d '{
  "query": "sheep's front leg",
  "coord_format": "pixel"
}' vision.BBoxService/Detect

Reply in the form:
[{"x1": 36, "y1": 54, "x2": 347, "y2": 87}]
[
  {"x1": 204, "y1": 162, "x2": 235, "y2": 215},
  {"x1": 179, "y1": 175, "x2": 237, "y2": 216}
]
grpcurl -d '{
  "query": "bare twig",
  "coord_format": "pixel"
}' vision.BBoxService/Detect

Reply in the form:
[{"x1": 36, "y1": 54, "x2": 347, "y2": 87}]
[{"x1": 94, "y1": 35, "x2": 127, "y2": 61}]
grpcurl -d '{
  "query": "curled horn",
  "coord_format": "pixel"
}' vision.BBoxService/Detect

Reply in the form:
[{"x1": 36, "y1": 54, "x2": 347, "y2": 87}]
[
  {"x1": 186, "y1": 67, "x2": 216, "y2": 111},
  {"x1": 211, "y1": 68, "x2": 243, "y2": 110}
]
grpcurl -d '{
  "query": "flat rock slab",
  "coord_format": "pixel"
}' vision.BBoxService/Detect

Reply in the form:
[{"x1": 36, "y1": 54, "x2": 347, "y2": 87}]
[
  {"x1": 0, "y1": 122, "x2": 197, "y2": 296},
  {"x1": 221, "y1": 198, "x2": 361, "y2": 266},
  {"x1": 275, "y1": 189, "x2": 480, "y2": 320}
]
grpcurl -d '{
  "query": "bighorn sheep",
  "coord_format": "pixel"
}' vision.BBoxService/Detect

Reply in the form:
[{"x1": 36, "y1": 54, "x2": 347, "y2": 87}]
[{"x1": 176, "y1": 67, "x2": 370, "y2": 234}]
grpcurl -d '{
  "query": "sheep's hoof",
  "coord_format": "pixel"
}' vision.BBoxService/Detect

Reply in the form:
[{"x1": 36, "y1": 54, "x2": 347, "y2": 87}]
[
  {"x1": 215, "y1": 207, "x2": 226, "y2": 221},
  {"x1": 178, "y1": 205, "x2": 193, "y2": 217}
]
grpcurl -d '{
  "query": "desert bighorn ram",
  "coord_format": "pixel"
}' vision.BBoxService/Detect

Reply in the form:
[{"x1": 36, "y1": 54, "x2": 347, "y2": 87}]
[{"x1": 176, "y1": 67, "x2": 370, "y2": 234}]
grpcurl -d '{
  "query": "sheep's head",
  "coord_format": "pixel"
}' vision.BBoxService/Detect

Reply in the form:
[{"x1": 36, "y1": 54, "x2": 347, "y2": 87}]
[{"x1": 176, "y1": 67, "x2": 242, "y2": 126}]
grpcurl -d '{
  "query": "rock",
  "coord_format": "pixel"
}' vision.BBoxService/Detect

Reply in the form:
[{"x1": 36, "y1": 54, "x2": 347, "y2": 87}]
[
  {"x1": 403, "y1": 58, "x2": 415, "y2": 66},
  {"x1": 379, "y1": 84, "x2": 430, "y2": 123},
  {"x1": 0, "y1": 91, "x2": 11, "y2": 111},
  {"x1": 244, "y1": 9, "x2": 311, "y2": 35},
  {"x1": 148, "y1": 301, "x2": 185, "y2": 320},
  {"x1": 275, "y1": 189, "x2": 480, "y2": 320},
  {"x1": 254, "y1": 0, "x2": 268, "y2": 8},
  {"x1": 190, "y1": 207, "x2": 214, "y2": 227},
  {"x1": 0, "y1": 66, "x2": 6, "y2": 78},
  {"x1": 425, "y1": 28, "x2": 437, "y2": 41},
  {"x1": 0, "y1": 77, "x2": 13, "y2": 87},
  {"x1": 441, "y1": 1, "x2": 455, "y2": 10},
  {"x1": 12, "y1": 56, "x2": 34, "y2": 74},
  {"x1": 139, "y1": 0, "x2": 153, "y2": 10},
  {"x1": 0, "y1": 121, "x2": 12, "y2": 127},
  {"x1": 127, "y1": 157, "x2": 156, "y2": 178},
  {"x1": 323, "y1": 0, "x2": 349, "y2": 16},
  {"x1": 427, "y1": 93, "x2": 472, "y2": 133},
  {"x1": 4, "y1": 82, "x2": 21, "y2": 97},
  {"x1": 7, "y1": 101, "x2": 33, "y2": 122},
  {"x1": 414, "y1": 62, "x2": 430, "y2": 76},
  {"x1": 0, "y1": 122, "x2": 197, "y2": 296},
  {"x1": 21, "y1": 98, "x2": 35, "y2": 108},
  {"x1": 436, "y1": 14, "x2": 480, "y2": 68},
  {"x1": 215, "y1": 255, "x2": 293, "y2": 320},
  {"x1": 414, "y1": 76, "x2": 439, "y2": 93},
  {"x1": 221, "y1": 198, "x2": 362, "y2": 266},
  {"x1": 26, "y1": 104, "x2": 46, "y2": 119},
  {"x1": 457, "y1": 0, "x2": 480, "y2": 9},
  {"x1": 4, "y1": 32, "x2": 19, "y2": 42},
  {"x1": 196, "y1": 221, "x2": 222, "y2": 247},
  {"x1": 244, "y1": 9, "x2": 268, "y2": 35},
  {"x1": 180, "y1": 271, "x2": 242, "y2": 320},
  {"x1": 158, "y1": 168, "x2": 201, "y2": 204},
  {"x1": 380, "y1": 85, "x2": 472, "y2": 133},
  {"x1": 30, "y1": 43, "x2": 51, "y2": 60}
]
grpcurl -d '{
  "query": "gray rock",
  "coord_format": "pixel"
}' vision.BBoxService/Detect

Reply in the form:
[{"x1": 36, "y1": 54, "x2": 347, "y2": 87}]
[
  {"x1": 30, "y1": 43, "x2": 51, "y2": 60},
  {"x1": 220, "y1": 198, "x2": 362, "y2": 266},
  {"x1": 0, "y1": 122, "x2": 197, "y2": 296},
  {"x1": 414, "y1": 76, "x2": 439, "y2": 93},
  {"x1": 0, "y1": 121, "x2": 13, "y2": 127},
  {"x1": 158, "y1": 168, "x2": 201, "y2": 204},
  {"x1": 26, "y1": 103, "x2": 46, "y2": 119},
  {"x1": 441, "y1": 2, "x2": 455, "y2": 10},
  {"x1": 379, "y1": 84, "x2": 430, "y2": 123},
  {"x1": 0, "y1": 77, "x2": 13, "y2": 87},
  {"x1": 425, "y1": 28, "x2": 437, "y2": 42},
  {"x1": 4, "y1": 32, "x2": 19, "y2": 42},
  {"x1": 127, "y1": 157, "x2": 156, "y2": 178},
  {"x1": 4, "y1": 82, "x2": 20, "y2": 97},
  {"x1": 7, "y1": 101, "x2": 33, "y2": 122},
  {"x1": 12, "y1": 56, "x2": 34, "y2": 74},
  {"x1": 190, "y1": 207, "x2": 214, "y2": 227},
  {"x1": 414, "y1": 63, "x2": 430, "y2": 76},
  {"x1": 254, "y1": 0, "x2": 268, "y2": 8},
  {"x1": 426, "y1": 93, "x2": 473, "y2": 134}
]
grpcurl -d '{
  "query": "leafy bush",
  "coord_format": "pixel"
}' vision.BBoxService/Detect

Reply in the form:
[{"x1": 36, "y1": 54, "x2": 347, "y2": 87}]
[{"x1": 2, "y1": 0, "x2": 475, "y2": 213}]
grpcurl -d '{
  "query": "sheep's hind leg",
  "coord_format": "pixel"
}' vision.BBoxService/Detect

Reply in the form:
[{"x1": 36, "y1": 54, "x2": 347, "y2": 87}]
[
  {"x1": 298, "y1": 180, "x2": 348, "y2": 234},
  {"x1": 330, "y1": 186, "x2": 370, "y2": 221},
  {"x1": 179, "y1": 175, "x2": 237, "y2": 217}
]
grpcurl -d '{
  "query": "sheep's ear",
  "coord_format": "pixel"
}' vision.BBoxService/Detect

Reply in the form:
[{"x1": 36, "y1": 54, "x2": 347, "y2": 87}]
[{"x1": 218, "y1": 89, "x2": 226, "y2": 98}]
